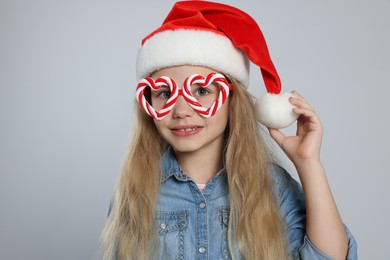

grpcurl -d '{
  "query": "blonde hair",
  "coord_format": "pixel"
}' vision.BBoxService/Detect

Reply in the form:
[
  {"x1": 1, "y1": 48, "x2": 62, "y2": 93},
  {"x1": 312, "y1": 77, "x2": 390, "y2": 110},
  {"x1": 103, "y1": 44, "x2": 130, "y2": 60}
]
[{"x1": 100, "y1": 78, "x2": 288, "y2": 259}]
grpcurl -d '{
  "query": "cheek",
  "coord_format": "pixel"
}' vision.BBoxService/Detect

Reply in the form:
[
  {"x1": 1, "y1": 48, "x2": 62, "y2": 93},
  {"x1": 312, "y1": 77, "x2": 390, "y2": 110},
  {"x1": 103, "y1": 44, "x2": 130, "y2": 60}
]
[
  {"x1": 152, "y1": 121, "x2": 166, "y2": 140},
  {"x1": 220, "y1": 100, "x2": 230, "y2": 120},
  {"x1": 153, "y1": 119, "x2": 162, "y2": 128},
  {"x1": 153, "y1": 119, "x2": 162, "y2": 131},
  {"x1": 211, "y1": 102, "x2": 230, "y2": 128},
  {"x1": 153, "y1": 118, "x2": 171, "y2": 136}
]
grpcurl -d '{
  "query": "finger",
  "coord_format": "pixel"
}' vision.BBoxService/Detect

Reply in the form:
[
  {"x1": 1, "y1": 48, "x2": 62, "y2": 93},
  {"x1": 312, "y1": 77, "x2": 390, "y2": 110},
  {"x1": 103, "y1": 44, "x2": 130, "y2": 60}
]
[
  {"x1": 291, "y1": 91, "x2": 307, "y2": 102},
  {"x1": 293, "y1": 107, "x2": 322, "y2": 126},
  {"x1": 268, "y1": 128, "x2": 286, "y2": 147},
  {"x1": 289, "y1": 96, "x2": 314, "y2": 111},
  {"x1": 291, "y1": 91, "x2": 314, "y2": 109},
  {"x1": 293, "y1": 107, "x2": 317, "y2": 118}
]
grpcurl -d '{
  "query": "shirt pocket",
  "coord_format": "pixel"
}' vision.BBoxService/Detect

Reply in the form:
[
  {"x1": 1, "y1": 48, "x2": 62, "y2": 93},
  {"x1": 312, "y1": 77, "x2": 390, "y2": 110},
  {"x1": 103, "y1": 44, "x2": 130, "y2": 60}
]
[
  {"x1": 219, "y1": 207, "x2": 232, "y2": 260},
  {"x1": 156, "y1": 210, "x2": 188, "y2": 260}
]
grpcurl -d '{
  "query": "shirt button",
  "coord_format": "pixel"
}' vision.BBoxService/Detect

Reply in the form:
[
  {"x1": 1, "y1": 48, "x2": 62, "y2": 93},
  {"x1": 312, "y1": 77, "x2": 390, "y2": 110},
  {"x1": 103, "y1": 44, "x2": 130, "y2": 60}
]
[
  {"x1": 198, "y1": 246, "x2": 206, "y2": 253},
  {"x1": 160, "y1": 223, "x2": 166, "y2": 229},
  {"x1": 199, "y1": 202, "x2": 206, "y2": 208}
]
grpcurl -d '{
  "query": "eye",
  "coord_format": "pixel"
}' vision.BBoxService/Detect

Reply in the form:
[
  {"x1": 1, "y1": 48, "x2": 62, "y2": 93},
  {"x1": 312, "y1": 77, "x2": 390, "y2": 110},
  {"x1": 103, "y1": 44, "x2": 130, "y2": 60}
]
[
  {"x1": 153, "y1": 86, "x2": 171, "y2": 100},
  {"x1": 158, "y1": 90, "x2": 171, "y2": 99},
  {"x1": 195, "y1": 88, "x2": 209, "y2": 97}
]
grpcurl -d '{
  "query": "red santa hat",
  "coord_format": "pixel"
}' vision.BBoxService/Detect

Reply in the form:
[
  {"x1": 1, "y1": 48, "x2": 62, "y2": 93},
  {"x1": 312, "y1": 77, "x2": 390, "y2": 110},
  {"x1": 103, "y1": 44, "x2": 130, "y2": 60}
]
[{"x1": 136, "y1": 0, "x2": 297, "y2": 128}]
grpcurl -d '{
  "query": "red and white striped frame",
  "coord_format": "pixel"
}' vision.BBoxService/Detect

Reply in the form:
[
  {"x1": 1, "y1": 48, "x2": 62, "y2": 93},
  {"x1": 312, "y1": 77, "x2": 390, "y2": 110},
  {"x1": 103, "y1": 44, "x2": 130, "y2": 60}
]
[
  {"x1": 136, "y1": 73, "x2": 232, "y2": 120},
  {"x1": 136, "y1": 76, "x2": 179, "y2": 120}
]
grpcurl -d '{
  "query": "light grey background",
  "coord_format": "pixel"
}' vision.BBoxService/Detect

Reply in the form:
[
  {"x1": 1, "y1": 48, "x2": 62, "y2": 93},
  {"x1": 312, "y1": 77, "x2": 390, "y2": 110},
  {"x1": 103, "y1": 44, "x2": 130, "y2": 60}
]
[{"x1": 1, "y1": 0, "x2": 389, "y2": 259}]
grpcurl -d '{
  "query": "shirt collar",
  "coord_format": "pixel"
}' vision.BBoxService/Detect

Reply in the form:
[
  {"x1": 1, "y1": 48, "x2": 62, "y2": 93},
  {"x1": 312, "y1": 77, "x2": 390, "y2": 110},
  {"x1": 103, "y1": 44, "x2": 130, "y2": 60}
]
[
  {"x1": 161, "y1": 146, "x2": 226, "y2": 183},
  {"x1": 161, "y1": 146, "x2": 189, "y2": 183}
]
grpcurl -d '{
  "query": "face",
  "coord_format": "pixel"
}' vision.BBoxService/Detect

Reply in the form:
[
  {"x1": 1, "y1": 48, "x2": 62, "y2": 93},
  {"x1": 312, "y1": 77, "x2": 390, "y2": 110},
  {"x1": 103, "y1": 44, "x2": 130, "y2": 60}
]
[{"x1": 150, "y1": 65, "x2": 230, "y2": 155}]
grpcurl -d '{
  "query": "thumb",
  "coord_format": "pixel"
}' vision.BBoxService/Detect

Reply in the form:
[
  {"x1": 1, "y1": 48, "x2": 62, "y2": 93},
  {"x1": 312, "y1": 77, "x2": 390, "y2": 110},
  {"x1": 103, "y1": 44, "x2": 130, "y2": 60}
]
[{"x1": 268, "y1": 128, "x2": 286, "y2": 147}]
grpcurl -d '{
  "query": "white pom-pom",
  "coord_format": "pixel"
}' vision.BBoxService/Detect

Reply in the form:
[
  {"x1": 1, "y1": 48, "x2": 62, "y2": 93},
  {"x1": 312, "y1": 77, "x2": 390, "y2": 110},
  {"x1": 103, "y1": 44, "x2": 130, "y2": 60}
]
[{"x1": 255, "y1": 92, "x2": 298, "y2": 129}]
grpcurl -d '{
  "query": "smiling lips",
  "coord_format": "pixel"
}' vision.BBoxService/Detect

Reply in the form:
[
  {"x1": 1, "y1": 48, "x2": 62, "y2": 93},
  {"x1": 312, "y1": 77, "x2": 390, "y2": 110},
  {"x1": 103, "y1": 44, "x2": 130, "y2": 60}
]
[{"x1": 170, "y1": 126, "x2": 203, "y2": 137}]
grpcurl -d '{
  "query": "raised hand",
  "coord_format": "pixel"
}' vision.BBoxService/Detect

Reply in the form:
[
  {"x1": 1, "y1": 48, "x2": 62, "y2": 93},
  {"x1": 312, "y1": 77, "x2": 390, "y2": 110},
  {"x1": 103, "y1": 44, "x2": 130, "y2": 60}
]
[
  {"x1": 268, "y1": 91, "x2": 348, "y2": 259},
  {"x1": 268, "y1": 91, "x2": 323, "y2": 166}
]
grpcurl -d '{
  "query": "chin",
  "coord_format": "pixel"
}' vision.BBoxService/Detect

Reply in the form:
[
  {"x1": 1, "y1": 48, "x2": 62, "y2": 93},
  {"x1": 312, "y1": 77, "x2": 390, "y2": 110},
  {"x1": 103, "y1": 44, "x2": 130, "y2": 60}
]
[{"x1": 170, "y1": 143, "x2": 201, "y2": 154}]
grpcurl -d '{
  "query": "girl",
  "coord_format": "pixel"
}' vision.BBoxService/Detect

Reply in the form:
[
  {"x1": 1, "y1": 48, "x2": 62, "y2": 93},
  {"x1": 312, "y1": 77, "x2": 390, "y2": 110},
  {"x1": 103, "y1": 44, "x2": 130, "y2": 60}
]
[{"x1": 101, "y1": 1, "x2": 357, "y2": 259}]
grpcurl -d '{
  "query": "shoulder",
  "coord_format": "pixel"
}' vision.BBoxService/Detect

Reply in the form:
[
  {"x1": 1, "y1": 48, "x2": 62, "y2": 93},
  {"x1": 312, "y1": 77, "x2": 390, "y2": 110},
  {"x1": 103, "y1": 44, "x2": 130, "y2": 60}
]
[
  {"x1": 269, "y1": 164, "x2": 307, "y2": 238},
  {"x1": 269, "y1": 164, "x2": 304, "y2": 204},
  {"x1": 269, "y1": 164, "x2": 295, "y2": 194}
]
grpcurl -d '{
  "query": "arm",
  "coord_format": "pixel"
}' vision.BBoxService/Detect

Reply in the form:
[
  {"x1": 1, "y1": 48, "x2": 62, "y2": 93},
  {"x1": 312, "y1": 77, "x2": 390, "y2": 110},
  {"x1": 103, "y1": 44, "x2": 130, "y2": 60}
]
[{"x1": 269, "y1": 91, "x2": 348, "y2": 260}]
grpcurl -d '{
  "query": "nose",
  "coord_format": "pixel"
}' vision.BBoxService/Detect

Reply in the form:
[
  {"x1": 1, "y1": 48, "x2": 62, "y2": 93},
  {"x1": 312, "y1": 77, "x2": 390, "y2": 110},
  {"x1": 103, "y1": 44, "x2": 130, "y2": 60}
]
[{"x1": 172, "y1": 93, "x2": 194, "y2": 119}]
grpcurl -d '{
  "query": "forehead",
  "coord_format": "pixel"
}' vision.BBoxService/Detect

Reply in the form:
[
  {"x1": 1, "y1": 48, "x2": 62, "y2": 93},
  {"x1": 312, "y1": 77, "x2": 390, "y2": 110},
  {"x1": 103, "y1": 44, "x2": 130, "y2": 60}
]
[{"x1": 151, "y1": 65, "x2": 217, "y2": 83}]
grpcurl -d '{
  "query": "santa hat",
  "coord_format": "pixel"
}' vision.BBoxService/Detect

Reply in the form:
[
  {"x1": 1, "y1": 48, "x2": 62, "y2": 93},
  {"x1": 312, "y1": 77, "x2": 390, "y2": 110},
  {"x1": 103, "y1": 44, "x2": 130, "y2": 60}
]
[{"x1": 136, "y1": 0, "x2": 297, "y2": 129}]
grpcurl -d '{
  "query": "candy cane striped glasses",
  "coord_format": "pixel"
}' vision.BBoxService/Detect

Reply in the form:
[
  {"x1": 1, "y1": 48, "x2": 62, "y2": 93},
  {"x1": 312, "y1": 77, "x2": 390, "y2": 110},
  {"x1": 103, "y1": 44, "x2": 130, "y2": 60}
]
[{"x1": 136, "y1": 73, "x2": 233, "y2": 120}]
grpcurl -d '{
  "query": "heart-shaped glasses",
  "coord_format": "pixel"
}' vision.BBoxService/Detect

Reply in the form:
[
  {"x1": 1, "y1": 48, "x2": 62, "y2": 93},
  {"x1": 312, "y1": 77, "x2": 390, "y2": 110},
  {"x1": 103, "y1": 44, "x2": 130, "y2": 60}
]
[{"x1": 136, "y1": 73, "x2": 232, "y2": 120}]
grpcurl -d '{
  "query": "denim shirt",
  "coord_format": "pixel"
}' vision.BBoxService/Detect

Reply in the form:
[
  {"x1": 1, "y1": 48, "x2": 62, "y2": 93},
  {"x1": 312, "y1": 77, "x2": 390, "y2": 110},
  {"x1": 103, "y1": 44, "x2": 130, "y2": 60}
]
[{"x1": 156, "y1": 148, "x2": 357, "y2": 259}]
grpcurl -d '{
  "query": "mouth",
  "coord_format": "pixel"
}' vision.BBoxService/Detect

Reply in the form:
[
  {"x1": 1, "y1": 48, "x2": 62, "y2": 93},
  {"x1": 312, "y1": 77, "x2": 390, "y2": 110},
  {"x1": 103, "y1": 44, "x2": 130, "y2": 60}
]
[
  {"x1": 170, "y1": 126, "x2": 203, "y2": 136},
  {"x1": 174, "y1": 127, "x2": 199, "y2": 132}
]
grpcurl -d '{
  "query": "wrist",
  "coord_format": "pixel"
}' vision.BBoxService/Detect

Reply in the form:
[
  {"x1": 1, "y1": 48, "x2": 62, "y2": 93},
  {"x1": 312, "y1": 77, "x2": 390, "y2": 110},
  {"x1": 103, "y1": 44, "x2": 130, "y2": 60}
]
[{"x1": 294, "y1": 159, "x2": 324, "y2": 176}]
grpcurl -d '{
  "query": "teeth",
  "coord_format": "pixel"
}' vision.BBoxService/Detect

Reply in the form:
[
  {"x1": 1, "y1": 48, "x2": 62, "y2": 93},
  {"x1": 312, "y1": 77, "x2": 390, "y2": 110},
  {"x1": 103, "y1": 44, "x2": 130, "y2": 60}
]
[{"x1": 177, "y1": 127, "x2": 197, "y2": 132}]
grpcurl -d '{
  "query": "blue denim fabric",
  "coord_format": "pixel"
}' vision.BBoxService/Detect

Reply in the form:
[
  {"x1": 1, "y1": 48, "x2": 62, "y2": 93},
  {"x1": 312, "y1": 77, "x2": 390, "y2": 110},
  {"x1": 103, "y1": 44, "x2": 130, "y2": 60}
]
[{"x1": 156, "y1": 148, "x2": 357, "y2": 259}]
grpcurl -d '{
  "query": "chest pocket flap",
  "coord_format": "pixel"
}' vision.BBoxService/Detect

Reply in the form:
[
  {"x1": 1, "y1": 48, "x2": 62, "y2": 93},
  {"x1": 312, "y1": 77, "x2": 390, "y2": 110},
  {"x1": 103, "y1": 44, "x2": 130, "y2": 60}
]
[{"x1": 156, "y1": 210, "x2": 188, "y2": 235}]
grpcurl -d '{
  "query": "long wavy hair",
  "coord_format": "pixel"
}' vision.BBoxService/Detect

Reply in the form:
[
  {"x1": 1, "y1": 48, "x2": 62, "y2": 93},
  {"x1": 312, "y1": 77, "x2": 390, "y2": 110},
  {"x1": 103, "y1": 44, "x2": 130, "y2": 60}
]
[{"x1": 100, "y1": 78, "x2": 288, "y2": 259}]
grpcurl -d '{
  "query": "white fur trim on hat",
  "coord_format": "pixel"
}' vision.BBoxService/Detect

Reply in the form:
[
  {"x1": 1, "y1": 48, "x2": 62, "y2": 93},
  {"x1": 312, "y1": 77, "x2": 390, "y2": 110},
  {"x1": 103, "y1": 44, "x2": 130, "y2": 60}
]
[{"x1": 136, "y1": 29, "x2": 250, "y2": 86}]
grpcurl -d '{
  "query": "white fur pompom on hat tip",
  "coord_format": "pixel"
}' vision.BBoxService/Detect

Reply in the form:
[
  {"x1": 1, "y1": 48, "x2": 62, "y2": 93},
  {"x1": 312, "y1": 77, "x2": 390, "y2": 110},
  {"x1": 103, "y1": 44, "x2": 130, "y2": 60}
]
[{"x1": 255, "y1": 92, "x2": 298, "y2": 129}]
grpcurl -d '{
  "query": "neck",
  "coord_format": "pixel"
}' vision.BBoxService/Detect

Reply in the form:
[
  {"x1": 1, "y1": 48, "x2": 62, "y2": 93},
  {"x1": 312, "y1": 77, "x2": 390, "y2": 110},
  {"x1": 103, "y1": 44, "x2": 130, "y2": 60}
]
[{"x1": 174, "y1": 144, "x2": 224, "y2": 184}]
